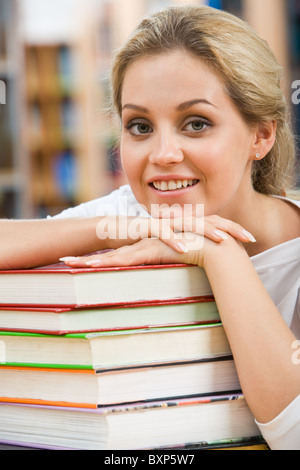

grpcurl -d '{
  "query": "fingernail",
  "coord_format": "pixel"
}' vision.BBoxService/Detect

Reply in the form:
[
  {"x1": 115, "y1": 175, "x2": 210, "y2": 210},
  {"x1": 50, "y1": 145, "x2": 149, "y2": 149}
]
[
  {"x1": 242, "y1": 229, "x2": 256, "y2": 243},
  {"x1": 59, "y1": 257, "x2": 78, "y2": 262},
  {"x1": 176, "y1": 242, "x2": 189, "y2": 253},
  {"x1": 213, "y1": 229, "x2": 229, "y2": 241}
]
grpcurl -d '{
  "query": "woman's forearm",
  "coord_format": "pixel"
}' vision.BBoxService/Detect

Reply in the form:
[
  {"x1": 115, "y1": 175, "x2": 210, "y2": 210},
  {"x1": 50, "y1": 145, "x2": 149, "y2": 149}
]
[
  {"x1": 0, "y1": 218, "x2": 106, "y2": 269},
  {"x1": 203, "y1": 238, "x2": 300, "y2": 424},
  {"x1": 0, "y1": 216, "x2": 152, "y2": 269}
]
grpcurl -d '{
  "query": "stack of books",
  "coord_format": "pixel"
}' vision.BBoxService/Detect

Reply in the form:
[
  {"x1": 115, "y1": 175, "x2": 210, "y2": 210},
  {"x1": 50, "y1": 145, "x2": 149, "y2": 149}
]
[{"x1": 0, "y1": 263, "x2": 267, "y2": 450}]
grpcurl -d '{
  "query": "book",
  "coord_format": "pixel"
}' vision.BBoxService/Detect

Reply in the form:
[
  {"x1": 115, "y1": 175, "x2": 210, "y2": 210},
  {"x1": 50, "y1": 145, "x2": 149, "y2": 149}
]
[
  {"x1": 164, "y1": 436, "x2": 269, "y2": 450},
  {"x1": 0, "y1": 357, "x2": 240, "y2": 408},
  {"x1": 0, "y1": 443, "x2": 38, "y2": 450},
  {"x1": 57, "y1": 45, "x2": 75, "y2": 96},
  {"x1": 0, "y1": 440, "x2": 269, "y2": 451},
  {"x1": 212, "y1": 443, "x2": 269, "y2": 451},
  {"x1": 0, "y1": 263, "x2": 212, "y2": 307},
  {"x1": 173, "y1": 436, "x2": 270, "y2": 451},
  {"x1": 0, "y1": 298, "x2": 219, "y2": 335},
  {"x1": 0, "y1": 394, "x2": 260, "y2": 450},
  {"x1": 0, "y1": 323, "x2": 230, "y2": 369}
]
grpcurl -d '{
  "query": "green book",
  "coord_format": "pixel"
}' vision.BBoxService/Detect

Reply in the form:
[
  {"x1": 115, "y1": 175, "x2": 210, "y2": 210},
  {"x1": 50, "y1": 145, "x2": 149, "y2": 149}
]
[
  {"x1": 0, "y1": 298, "x2": 219, "y2": 335},
  {"x1": 0, "y1": 323, "x2": 230, "y2": 369}
]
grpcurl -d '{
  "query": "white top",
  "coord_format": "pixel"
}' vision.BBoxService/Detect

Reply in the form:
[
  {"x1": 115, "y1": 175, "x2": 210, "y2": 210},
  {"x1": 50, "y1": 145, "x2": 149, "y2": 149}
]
[{"x1": 52, "y1": 185, "x2": 300, "y2": 450}]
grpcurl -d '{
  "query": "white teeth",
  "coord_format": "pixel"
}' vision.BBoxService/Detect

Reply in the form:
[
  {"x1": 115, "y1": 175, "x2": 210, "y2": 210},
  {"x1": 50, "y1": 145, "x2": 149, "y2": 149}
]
[
  {"x1": 168, "y1": 180, "x2": 177, "y2": 190},
  {"x1": 152, "y1": 179, "x2": 198, "y2": 191}
]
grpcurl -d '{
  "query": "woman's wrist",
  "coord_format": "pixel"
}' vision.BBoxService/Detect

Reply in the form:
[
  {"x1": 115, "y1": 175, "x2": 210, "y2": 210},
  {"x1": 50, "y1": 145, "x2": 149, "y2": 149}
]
[{"x1": 202, "y1": 235, "x2": 247, "y2": 271}]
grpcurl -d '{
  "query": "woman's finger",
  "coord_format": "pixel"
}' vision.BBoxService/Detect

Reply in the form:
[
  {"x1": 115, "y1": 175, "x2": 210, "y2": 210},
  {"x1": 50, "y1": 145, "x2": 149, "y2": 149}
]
[
  {"x1": 204, "y1": 215, "x2": 256, "y2": 242},
  {"x1": 62, "y1": 238, "x2": 187, "y2": 268},
  {"x1": 170, "y1": 216, "x2": 256, "y2": 247},
  {"x1": 146, "y1": 218, "x2": 189, "y2": 254}
]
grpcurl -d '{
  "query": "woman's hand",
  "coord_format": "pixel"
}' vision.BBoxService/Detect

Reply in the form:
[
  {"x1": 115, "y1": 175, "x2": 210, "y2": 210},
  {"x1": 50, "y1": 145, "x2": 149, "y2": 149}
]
[
  {"x1": 161, "y1": 214, "x2": 256, "y2": 252},
  {"x1": 59, "y1": 214, "x2": 256, "y2": 268},
  {"x1": 60, "y1": 232, "x2": 206, "y2": 268},
  {"x1": 59, "y1": 215, "x2": 253, "y2": 268}
]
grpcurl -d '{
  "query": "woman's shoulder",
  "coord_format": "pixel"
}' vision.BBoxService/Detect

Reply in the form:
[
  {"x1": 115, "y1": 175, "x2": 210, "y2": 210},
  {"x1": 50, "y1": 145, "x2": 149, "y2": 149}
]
[
  {"x1": 272, "y1": 194, "x2": 300, "y2": 244},
  {"x1": 251, "y1": 194, "x2": 300, "y2": 264},
  {"x1": 284, "y1": 190, "x2": 300, "y2": 206},
  {"x1": 273, "y1": 193, "x2": 300, "y2": 210},
  {"x1": 251, "y1": 197, "x2": 300, "y2": 329}
]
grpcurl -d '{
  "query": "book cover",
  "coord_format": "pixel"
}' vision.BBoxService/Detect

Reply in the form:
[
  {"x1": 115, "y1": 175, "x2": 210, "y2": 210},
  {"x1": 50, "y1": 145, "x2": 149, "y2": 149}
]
[
  {"x1": 0, "y1": 263, "x2": 212, "y2": 307},
  {"x1": 0, "y1": 356, "x2": 240, "y2": 408},
  {"x1": 0, "y1": 323, "x2": 230, "y2": 369},
  {"x1": 0, "y1": 394, "x2": 261, "y2": 450},
  {"x1": 0, "y1": 297, "x2": 218, "y2": 335}
]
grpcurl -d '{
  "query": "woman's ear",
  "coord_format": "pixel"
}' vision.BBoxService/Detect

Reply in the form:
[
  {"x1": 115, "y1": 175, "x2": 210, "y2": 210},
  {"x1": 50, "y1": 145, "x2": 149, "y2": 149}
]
[{"x1": 252, "y1": 120, "x2": 277, "y2": 160}]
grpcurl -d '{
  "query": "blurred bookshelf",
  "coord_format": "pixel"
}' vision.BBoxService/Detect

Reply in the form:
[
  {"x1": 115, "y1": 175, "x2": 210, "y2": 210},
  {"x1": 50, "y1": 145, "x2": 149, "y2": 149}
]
[
  {"x1": 24, "y1": 44, "x2": 82, "y2": 216},
  {"x1": 1, "y1": 0, "x2": 299, "y2": 221},
  {"x1": 0, "y1": 0, "x2": 30, "y2": 218},
  {"x1": 20, "y1": 0, "x2": 127, "y2": 218},
  {"x1": 23, "y1": 41, "x2": 115, "y2": 218},
  {"x1": 25, "y1": 33, "x2": 128, "y2": 217}
]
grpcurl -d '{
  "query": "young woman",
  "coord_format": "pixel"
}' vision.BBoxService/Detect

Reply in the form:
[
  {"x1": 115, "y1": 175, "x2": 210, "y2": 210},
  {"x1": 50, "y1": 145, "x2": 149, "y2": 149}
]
[{"x1": 0, "y1": 6, "x2": 299, "y2": 449}]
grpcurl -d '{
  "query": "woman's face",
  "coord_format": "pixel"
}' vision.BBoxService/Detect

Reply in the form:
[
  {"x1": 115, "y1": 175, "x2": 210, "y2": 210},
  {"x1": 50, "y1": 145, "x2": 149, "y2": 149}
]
[{"x1": 120, "y1": 50, "x2": 258, "y2": 217}]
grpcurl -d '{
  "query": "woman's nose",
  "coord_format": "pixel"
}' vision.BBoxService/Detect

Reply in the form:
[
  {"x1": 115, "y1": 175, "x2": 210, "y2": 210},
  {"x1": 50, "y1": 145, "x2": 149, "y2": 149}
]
[{"x1": 149, "y1": 136, "x2": 184, "y2": 166}]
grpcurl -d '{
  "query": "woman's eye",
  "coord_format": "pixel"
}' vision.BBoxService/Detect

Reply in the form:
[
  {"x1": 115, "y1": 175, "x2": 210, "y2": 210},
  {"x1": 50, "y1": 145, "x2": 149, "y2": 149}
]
[
  {"x1": 183, "y1": 119, "x2": 209, "y2": 133},
  {"x1": 136, "y1": 123, "x2": 151, "y2": 134},
  {"x1": 126, "y1": 122, "x2": 152, "y2": 135}
]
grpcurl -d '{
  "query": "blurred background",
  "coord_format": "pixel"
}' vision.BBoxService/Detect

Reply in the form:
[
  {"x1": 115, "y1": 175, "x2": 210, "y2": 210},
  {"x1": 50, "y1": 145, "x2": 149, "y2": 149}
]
[{"x1": 0, "y1": 0, "x2": 299, "y2": 219}]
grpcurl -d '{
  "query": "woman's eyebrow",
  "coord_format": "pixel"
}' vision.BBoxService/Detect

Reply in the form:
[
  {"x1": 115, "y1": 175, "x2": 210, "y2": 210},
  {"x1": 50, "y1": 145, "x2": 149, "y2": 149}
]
[
  {"x1": 176, "y1": 99, "x2": 217, "y2": 111},
  {"x1": 122, "y1": 99, "x2": 217, "y2": 114},
  {"x1": 122, "y1": 104, "x2": 149, "y2": 113}
]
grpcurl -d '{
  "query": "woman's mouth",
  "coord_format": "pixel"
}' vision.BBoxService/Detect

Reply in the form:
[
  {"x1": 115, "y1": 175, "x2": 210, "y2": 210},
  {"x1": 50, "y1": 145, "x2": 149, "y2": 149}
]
[{"x1": 150, "y1": 179, "x2": 199, "y2": 191}]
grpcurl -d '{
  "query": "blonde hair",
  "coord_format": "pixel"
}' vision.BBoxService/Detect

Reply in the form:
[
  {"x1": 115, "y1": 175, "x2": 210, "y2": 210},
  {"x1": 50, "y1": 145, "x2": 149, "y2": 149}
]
[{"x1": 111, "y1": 5, "x2": 296, "y2": 195}]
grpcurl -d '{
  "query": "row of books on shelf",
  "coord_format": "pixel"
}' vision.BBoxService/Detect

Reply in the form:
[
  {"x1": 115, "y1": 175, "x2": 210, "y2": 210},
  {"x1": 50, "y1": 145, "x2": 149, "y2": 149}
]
[
  {"x1": 0, "y1": 262, "x2": 269, "y2": 450},
  {"x1": 25, "y1": 45, "x2": 77, "y2": 102},
  {"x1": 30, "y1": 148, "x2": 78, "y2": 209},
  {"x1": 27, "y1": 99, "x2": 80, "y2": 151}
]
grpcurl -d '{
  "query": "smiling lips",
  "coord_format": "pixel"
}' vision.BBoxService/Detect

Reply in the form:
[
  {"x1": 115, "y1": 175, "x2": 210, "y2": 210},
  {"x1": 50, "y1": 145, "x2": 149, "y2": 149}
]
[{"x1": 151, "y1": 179, "x2": 199, "y2": 191}]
